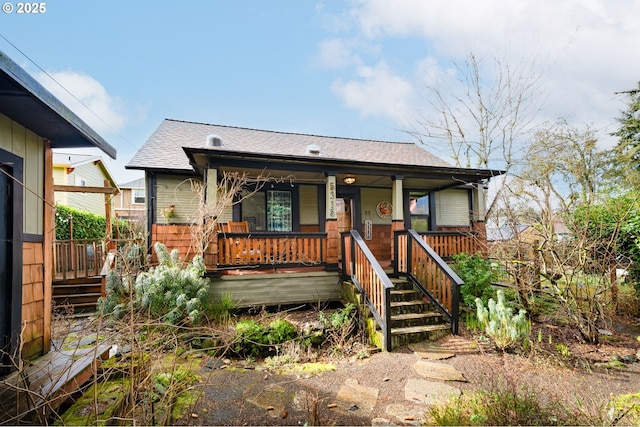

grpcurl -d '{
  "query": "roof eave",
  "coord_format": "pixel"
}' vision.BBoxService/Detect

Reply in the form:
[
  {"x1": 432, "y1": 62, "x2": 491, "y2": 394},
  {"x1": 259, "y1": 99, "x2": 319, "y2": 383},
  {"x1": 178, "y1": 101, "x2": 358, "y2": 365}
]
[{"x1": 182, "y1": 146, "x2": 505, "y2": 181}]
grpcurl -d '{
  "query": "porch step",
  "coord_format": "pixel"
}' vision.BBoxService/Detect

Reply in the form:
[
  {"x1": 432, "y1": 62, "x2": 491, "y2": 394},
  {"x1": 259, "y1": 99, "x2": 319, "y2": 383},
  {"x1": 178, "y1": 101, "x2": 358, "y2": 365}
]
[
  {"x1": 388, "y1": 278, "x2": 450, "y2": 349},
  {"x1": 389, "y1": 289, "x2": 421, "y2": 302},
  {"x1": 390, "y1": 311, "x2": 445, "y2": 328},
  {"x1": 53, "y1": 280, "x2": 103, "y2": 314},
  {"x1": 390, "y1": 324, "x2": 451, "y2": 348},
  {"x1": 390, "y1": 300, "x2": 431, "y2": 315}
]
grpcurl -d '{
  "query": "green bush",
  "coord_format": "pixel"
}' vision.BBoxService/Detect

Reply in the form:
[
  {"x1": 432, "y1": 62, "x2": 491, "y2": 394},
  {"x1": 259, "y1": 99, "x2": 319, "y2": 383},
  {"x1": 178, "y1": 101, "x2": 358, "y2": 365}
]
[
  {"x1": 429, "y1": 380, "x2": 590, "y2": 426},
  {"x1": 232, "y1": 318, "x2": 300, "y2": 358},
  {"x1": 267, "y1": 319, "x2": 298, "y2": 344},
  {"x1": 55, "y1": 205, "x2": 106, "y2": 240},
  {"x1": 476, "y1": 290, "x2": 530, "y2": 352},
  {"x1": 55, "y1": 205, "x2": 129, "y2": 240},
  {"x1": 452, "y1": 252, "x2": 501, "y2": 307},
  {"x1": 233, "y1": 320, "x2": 269, "y2": 357}
]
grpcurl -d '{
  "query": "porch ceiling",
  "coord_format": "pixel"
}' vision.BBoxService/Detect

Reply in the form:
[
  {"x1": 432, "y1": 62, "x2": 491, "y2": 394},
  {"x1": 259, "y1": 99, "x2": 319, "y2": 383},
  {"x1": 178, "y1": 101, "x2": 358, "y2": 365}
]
[{"x1": 186, "y1": 146, "x2": 503, "y2": 190}]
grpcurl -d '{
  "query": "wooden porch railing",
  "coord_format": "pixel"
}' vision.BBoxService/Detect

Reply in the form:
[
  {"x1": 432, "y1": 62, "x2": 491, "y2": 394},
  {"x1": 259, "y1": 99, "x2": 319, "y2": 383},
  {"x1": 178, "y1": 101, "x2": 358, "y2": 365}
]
[
  {"x1": 340, "y1": 230, "x2": 395, "y2": 351},
  {"x1": 53, "y1": 238, "x2": 106, "y2": 280},
  {"x1": 217, "y1": 232, "x2": 326, "y2": 267},
  {"x1": 395, "y1": 230, "x2": 464, "y2": 334}
]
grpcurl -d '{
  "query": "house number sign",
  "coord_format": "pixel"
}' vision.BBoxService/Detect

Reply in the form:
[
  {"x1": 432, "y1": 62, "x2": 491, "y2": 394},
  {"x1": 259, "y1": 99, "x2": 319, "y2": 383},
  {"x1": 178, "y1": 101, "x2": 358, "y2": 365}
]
[
  {"x1": 364, "y1": 220, "x2": 373, "y2": 240},
  {"x1": 328, "y1": 181, "x2": 336, "y2": 218}
]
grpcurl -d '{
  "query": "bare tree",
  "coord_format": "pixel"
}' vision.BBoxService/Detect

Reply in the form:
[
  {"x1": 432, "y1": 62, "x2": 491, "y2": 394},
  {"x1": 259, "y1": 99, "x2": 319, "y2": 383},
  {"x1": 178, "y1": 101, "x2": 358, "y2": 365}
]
[
  {"x1": 188, "y1": 171, "x2": 294, "y2": 259},
  {"x1": 407, "y1": 50, "x2": 544, "y2": 215},
  {"x1": 492, "y1": 121, "x2": 626, "y2": 343}
]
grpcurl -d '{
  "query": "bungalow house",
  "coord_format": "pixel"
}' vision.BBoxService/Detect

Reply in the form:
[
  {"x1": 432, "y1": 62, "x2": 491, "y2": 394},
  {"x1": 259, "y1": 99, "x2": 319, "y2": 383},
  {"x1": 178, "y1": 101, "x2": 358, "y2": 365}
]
[
  {"x1": 128, "y1": 119, "x2": 502, "y2": 349},
  {"x1": 113, "y1": 177, "x2": 146, "y2": 222},
  {"x1": 0, "y1": 50, "x2": 116, "y2": 368},
  {"x1": 53, "y1": 152, "x2": 120, "y2": 217}
]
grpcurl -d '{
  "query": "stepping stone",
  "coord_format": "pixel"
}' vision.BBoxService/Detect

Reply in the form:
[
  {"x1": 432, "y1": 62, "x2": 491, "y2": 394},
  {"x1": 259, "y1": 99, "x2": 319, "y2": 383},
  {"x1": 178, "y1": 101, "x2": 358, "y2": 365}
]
[
  {"x1": 385, "y1": 403, "x2": 424, "y2": 425},
  {"x1": 335, "y1": 379, "x2": 379, "y2": 412},
  {"x1": 409, "y1": 342, "x2": 455, "y2": 360},
  {"x1": 371, "y1": 417, "x2": 397, "y2": 426},
  {"x1": 412, "y1": 360, "x2": 466, "y2": 382},
  {"x1": 404, "y1": 378, "x2": 460, "y2": 406},
  {"x1": 246, "y1": 385, "x2": 292, "y2": 418}
]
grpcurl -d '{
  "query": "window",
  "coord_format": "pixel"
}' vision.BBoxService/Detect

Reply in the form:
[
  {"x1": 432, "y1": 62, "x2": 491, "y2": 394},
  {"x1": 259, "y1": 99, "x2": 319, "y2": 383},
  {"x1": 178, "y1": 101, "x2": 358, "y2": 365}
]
[
  {"x1": 240, "y1": 189, "x2": 292, "y2": 232},
  {"x1": 267, "y1": 190, "x2": 292, "y2": 232},
  {"x1": 242, "y1": 192, "x2": 266, "y2": 231},
  {"x1": 132, "y1": 188, "x2": 145, "y2": 204},
  {"x1": 409, "y1": 193, "x2": 430, "y2": 232},
  {"x1": 74, "y1": 175, "x2": 86, "y2": 186}
]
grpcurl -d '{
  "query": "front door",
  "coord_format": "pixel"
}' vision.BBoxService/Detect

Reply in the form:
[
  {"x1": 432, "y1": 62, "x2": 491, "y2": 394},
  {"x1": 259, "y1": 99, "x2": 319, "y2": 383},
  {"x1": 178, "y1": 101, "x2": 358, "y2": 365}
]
[
  {"x1": 336, "y1": 198, "x2": 352, "y2": 234},
  {"x1": 0, "y1": 165, "x2": 12, "y2": 370},
  {"x1": 0, "y1": 150, "x2": 22, "y2": 374}
]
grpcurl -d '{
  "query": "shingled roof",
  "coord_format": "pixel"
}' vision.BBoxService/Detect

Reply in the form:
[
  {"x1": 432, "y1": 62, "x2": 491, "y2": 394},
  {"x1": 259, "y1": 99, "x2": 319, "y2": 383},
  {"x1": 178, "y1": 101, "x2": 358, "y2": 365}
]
[{"x1": 127, "y1": 119, "x2": 452, "y2": 172}]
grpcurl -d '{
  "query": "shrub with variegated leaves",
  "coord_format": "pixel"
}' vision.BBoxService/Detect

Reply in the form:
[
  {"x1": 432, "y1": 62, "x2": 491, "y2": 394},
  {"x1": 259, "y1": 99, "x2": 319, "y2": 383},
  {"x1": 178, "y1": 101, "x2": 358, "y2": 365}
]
[{"x1": 476, "y1": 290, "x2": 530, "y2": 351}]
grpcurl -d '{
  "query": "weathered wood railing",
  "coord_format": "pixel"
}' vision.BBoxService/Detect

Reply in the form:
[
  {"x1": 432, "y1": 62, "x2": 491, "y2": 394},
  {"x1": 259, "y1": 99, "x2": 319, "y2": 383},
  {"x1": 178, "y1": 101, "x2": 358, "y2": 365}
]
[
  {"x1": 53, "y1": 238, "x2": 106, "y2": 280},
  {"x1": 395, "y1": 229, "x2": 464, "y2": 334},
  {"x1": 421, "y1": 231, "x2": 481, "y2": 259},
  {"x1": 340, "y1": 230, "x2": 395, "y2": 351},
  {"x1": 217, "y1": 232, "x2": 326, "y2": 267}
]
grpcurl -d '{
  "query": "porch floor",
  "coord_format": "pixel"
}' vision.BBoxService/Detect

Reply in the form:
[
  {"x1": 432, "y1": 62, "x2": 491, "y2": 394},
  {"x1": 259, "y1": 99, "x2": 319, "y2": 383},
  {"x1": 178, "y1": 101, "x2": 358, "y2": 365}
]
[{"x1": 214, "y1": 260, "x2": 392, "y2": 276}]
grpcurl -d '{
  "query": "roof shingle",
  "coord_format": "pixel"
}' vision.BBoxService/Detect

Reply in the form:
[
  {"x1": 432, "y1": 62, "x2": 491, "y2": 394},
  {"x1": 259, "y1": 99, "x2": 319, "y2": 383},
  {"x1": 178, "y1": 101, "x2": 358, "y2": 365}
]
[{"x1": 127, "y1": 119, "x2": 452, "y2": 171}]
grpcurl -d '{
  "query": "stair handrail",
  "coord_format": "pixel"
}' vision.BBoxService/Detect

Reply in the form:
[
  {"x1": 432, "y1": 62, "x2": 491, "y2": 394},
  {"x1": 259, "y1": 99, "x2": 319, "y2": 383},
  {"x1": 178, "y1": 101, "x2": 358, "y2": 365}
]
[
  {"x1": 399, "y1": 229, "x2": 464, "y2": 334},
  {"x1": 340, "y1": 230, "x2": 395, "y2": 351}
]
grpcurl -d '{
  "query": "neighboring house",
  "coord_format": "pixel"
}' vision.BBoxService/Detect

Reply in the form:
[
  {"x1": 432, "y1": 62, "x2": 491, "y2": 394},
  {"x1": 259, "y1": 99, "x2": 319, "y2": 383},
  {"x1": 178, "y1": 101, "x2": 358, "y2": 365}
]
[
  {"x1": 0, "y1": 51, "x2": 116, "y2": 366},
  {"x1": 128, "y1": 119, "x2": 499, "y2": 270},
  {"x1": 487, "y1": 219, "x2": 571, "y2": 243},
  {"x1": 53, "y1": 152, "x2": 120, "y2": 216},
  {"x1": 113, "y1": 177, "x2": 146, "y2": 222}
]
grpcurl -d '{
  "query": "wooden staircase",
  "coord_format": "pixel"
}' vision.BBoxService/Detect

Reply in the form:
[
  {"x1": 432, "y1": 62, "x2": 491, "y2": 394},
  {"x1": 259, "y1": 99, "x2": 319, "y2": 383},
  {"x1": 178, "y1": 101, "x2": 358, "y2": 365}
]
[
  {"x1": 52, "y1": 277, "x2": 103, "y2": 315},
  {"x1": 388, "y1": 277, "x2": 450, "y2": 349}
]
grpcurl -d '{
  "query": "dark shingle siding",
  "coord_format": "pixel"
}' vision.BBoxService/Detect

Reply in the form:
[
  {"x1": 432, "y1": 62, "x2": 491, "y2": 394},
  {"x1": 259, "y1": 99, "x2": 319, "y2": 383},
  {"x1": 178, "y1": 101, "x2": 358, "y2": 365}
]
[{"x1": 127, "y1": 119, "x2": 452, "y2": 171}]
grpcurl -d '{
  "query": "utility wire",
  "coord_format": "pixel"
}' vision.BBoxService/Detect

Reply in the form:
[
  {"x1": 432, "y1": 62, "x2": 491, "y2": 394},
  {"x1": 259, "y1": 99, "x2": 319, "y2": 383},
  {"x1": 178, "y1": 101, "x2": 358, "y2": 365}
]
[{"x1": 0, "y1": 33, "x2": 122, "y2": 136}]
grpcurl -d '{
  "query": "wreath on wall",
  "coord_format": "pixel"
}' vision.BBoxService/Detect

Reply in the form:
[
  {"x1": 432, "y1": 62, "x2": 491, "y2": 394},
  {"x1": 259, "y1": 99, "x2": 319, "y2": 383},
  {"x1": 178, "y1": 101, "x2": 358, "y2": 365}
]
[{"x1": 376, "y1": 201, "x2": 392, "y2": 219}]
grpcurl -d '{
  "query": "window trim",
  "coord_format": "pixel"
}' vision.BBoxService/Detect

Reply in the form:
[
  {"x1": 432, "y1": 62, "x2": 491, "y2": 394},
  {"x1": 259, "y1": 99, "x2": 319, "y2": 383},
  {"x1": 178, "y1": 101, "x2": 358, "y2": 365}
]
[
  {"x1": 238, "y1": 183, "x2": 300, "y2": 231},
  {"x1": 131, "y1": 188, "x2": 145, "y2": 205}
]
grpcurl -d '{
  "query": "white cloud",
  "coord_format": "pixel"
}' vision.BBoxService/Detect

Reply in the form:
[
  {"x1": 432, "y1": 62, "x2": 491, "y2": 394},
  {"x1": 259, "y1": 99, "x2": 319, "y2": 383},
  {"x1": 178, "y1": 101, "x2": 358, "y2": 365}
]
[
  {"x1": 316, "y1": 38, "x2": 361, "y2": 69},
  {"x1": 319, "y1": 0, "x2": 640, "y2": 149},
  {"x1": 35, "y1": 70, "x2": 128, "y2": 136},
  {"x1": 331, "y1": 61, "x2": 414, "y2": 123}
]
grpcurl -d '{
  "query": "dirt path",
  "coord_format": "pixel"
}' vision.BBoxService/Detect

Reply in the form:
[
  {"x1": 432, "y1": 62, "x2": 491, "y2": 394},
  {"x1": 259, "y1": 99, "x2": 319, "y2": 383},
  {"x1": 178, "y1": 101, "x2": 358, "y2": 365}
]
[{"x1": 185, "y1": 332, "x2": 640, "y2": 426}]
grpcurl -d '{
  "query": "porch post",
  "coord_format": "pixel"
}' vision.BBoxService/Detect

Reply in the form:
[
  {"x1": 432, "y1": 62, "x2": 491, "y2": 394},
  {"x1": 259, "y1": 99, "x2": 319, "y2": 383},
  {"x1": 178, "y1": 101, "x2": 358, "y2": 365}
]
[
  {"x1": 204, "y1": 168, "x2": 218, "y2": 271},
  {"x1": 325, "y1": 173, "x2": 339, "y2": 269},
  {"x1": 391, "y1": 176, "x2": 405, "y2": 264}
]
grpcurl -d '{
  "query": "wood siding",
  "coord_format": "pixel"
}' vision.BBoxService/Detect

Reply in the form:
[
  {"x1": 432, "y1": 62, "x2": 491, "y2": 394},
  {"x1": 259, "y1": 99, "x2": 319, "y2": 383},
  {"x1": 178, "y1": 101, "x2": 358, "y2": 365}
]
[
  {"x1": 361, "y1": 188, "x2": 393, "y2": 225},
  {"x1": 55, "y1": 162, "x2": 113, "y2": 215},
  {"x1": 0, "y1": 114, "x2": 45, "y2": 235},
  {"x1": 114, "y1": 188, "x2": 146, "y2": 220},
  {"x1": 155, "y1": 175, "x2": 202, "y2": 224},
  {"x1": 209, "y1": 271, "x2": 341, "y2": 308},
  {"x1": 22, "y1": 242, "x2": 45, "y2": 359}
]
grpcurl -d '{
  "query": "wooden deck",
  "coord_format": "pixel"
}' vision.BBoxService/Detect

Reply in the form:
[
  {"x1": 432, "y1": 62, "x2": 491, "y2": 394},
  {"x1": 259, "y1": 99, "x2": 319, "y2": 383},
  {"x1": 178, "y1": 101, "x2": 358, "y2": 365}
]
[{"x1": 0, "y1": 343, "x2": 112, "y2": 425}]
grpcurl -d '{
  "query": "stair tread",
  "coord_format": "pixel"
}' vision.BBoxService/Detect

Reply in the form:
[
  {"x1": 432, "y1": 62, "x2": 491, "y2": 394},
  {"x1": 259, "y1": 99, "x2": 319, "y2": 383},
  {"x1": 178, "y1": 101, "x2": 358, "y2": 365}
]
[
  {"x1": 390, "y1": 289, "x2": 418, "y2": 295},
  {"x1": 391, "y1": 312, "x2": 442, "y2": 321},
  {"x1": 390, "y1": 300, "x2": 428, "y2": 307},
  {"x1": 53, "y1": 301, "x2": 98, "y2": 308},
  {"x1": 54, "y1": 292, "x2": 102, "y2": 298},
  {"x1": 391, "y1": 324, "x2": 450, "y2": 334}
]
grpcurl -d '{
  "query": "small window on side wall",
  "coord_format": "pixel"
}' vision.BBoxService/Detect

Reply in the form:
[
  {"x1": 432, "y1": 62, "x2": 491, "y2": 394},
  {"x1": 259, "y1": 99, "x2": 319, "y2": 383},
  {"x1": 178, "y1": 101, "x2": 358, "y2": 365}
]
[
  {"x1": 410, "y1": 193, "x2": 430, "y2": 232},
  {"x1": 132, "y1": 188, "x2": 145, "y2": 204}
]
